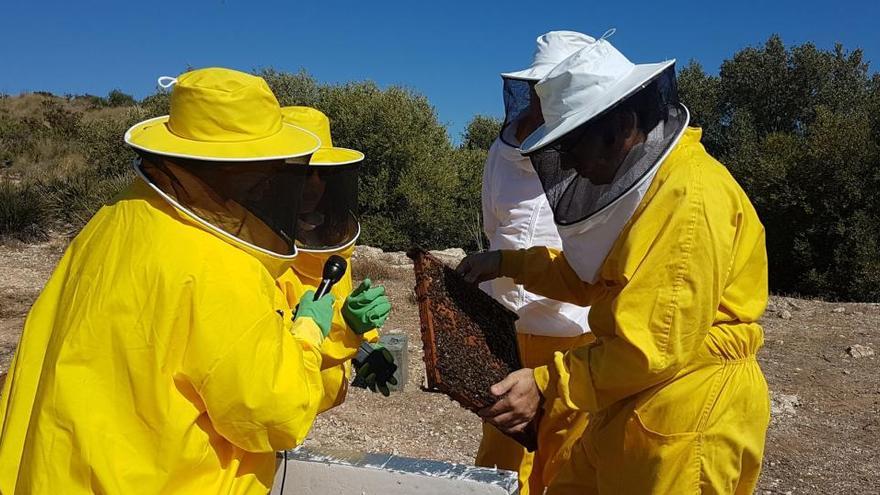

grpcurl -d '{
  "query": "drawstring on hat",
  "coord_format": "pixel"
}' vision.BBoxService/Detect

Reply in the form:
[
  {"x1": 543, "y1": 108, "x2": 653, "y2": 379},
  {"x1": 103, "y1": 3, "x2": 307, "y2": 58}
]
[
  {"x1": 600, "y1": 28, "x2": 616, "y2": 41},
  {"x1": 157, "y1": 76, "x2": 178, "y2": 89}
]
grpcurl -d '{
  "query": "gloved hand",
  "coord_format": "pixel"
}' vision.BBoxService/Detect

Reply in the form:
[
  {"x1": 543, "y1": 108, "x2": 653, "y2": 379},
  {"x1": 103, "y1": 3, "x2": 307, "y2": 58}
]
[
  {"x1": 352, "y1": 343, "x2": 398, "y2": 396},
  {"x1": 294, "y1": 290, "x2": 335, "y2": 338},
  {"x1": 342, "y1": 279, "x2": 391, "y2": 335}
]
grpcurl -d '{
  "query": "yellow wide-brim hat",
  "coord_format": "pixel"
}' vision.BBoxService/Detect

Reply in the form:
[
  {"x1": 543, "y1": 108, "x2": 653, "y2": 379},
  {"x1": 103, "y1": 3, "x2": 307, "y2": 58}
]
[
  {"x1": 280, "y1": 106, "x2": 364, "y2": 165},
  {"x1": 125, "y1": 68, "x2": 320, "y2": 161}
]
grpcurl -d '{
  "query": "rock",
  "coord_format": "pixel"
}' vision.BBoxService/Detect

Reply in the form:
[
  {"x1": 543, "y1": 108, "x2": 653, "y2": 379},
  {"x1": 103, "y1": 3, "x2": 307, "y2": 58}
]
[
  {"x1": 770, "y1": 393, "x2": 800, "y2": 416},
  {"x1": 779, "y1": 309, "x2": 792, "y2": 320},
  {"x1": 352, "y1": 246, "x2": 413, "y2": 267},
  {"x1": 429, "y1": 248, "x2": 467, "y2": 265},
  {"x1": 847, "y1": 344, "x2": 875, "y2": 359},
  {"x1": 384, "y1": 252, "x2": 413, "y2": 266},
  {"x1": 832, "y1": 306, "x2": 846, "y2": 314},
  {"x1": 353, "y1": 245, "x2": 384, "y2": 259}
]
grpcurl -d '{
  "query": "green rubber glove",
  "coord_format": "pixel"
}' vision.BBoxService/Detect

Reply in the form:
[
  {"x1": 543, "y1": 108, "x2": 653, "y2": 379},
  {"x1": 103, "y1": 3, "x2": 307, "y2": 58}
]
[
  {"x1": 342, "y1": 279, "x2": 391, "y2": 335},
  {"x1": 294, "y1": 290, "x2": 335, "y2": 338},
  {"x1": 352, "y1": 343, "x2": 398, "y2": 397}
]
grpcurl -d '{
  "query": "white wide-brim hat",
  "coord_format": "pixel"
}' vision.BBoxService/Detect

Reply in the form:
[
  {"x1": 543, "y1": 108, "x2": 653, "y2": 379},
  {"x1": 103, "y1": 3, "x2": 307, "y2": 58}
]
[
  {"x1": 521, "y1": 38, "x2": 675, "y2": 154},
  {"x1": 501, "y1": 30, "x2": 597, "y2": 81}
]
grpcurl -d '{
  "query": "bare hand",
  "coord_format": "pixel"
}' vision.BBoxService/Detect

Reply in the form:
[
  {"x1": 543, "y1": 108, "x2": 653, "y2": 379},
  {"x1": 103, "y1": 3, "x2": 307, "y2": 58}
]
[
  {"x1": 455, "y1": 251, "x2": 503, "y2": 284},
  {"x1": 477, "y1": 368, "x2": 541, "y2": 434}
]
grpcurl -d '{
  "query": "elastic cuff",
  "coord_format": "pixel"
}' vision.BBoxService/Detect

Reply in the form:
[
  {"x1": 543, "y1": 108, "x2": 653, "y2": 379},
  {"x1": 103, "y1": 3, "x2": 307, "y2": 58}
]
[
  {"x1": 291, "y1": 317, "x2": 325, "y2": 349},
  {"x1": 362, "y1": 328, "x2": 380, "y2": 344},
  {"x1": 499, "y1": 249, "x2": 527, "y2": 280},
  {"x1": 533, "y1": 365, "x2": 551, "y2": 394}
]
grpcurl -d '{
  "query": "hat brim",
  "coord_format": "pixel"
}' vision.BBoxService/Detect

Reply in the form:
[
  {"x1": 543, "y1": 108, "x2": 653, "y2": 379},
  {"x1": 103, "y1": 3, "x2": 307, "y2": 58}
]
[
  {"x1": 521, "y1": 60, "x2": 675, "y2": 154},
  {"x1": 309, "y1": 147, "x2": 365, "y2": 166},
  {"x1": 125, "y1": 116, "x2": 321, "y2": 162},
  {"x1": 500, "y1": 62, "x2": 556, "y2": 82}
]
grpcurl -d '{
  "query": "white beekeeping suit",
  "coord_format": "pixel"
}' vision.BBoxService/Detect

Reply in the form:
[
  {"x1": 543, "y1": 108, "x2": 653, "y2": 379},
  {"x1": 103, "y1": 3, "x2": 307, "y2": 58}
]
[
  {"x1": 480, "y1": 128, "x2": 590, "y2": 336},
  {"x1": 474, "y1": 30, "x2": 595, "y2": 495}
]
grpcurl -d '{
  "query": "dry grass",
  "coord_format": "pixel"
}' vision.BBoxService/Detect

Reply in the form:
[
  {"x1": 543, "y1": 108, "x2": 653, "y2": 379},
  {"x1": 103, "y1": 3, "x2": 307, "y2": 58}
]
[
  {"x1": 81, "y1": 105, "x2": 139, "y2": 123},
  {"x1": 351, "y1": 257, "x2": 401, "y2": 282},
  {"x1": 14, "y1": 137, "x2": 87, "y2": 180},
  {"x1": 0, "y1": 93, "x2": 53, "y2": 118}
]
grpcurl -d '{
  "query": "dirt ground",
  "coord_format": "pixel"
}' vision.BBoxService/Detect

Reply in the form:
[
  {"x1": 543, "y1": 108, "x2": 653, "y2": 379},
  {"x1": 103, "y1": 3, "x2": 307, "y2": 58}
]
[{"x1": 1, "y1": 240, "x2": 878, "y2": 494}]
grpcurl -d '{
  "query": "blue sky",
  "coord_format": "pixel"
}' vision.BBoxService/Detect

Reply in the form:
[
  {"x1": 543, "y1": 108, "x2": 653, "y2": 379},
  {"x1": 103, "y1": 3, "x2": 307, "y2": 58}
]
[{"x1": 1, "y1": 0, "x2": 877, "y2": 141}]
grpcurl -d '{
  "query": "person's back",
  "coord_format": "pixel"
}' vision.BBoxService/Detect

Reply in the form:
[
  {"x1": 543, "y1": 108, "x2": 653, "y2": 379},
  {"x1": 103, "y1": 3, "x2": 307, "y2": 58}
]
[
  {"x1": 0, "y1": 180, "x2": 324, "y2": 494},
  {"x1": 0, "y1": 67, "x2": 334, "y2": 495}
]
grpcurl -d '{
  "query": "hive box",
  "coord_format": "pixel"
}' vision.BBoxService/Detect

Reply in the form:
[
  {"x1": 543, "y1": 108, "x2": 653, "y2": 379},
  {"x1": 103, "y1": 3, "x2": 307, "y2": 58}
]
[
  {"x1": 270, "y1": 447, "x2": 519, "y2": 495},
  {"x1": 379, "y1": 332, "x2": 408, "y2": 392}
]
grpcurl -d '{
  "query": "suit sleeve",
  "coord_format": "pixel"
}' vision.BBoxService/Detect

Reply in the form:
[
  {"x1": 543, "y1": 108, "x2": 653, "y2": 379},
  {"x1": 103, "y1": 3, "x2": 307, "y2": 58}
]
[{"x1": 511, "y1": 163, "x2": 735, "y2": 413}]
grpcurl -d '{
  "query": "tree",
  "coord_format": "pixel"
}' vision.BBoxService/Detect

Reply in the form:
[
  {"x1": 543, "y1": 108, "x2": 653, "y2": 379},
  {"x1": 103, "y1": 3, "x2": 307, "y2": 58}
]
[
  {"x1": 461, "y1": 115, "x2": 501, "y2": 150},
  {"x1": 260, "y1": 71, "x2": 485, "y2": 251},
  {"x1": 679, "y1": 35, "x2": 880, "y2": 301}
]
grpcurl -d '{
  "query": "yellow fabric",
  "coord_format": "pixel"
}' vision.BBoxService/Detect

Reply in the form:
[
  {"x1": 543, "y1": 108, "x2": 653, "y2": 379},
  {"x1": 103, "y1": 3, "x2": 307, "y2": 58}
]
[
  {"x1": 475, "y1": 333, "x2": 594, "y2": 495},
  {"x1": 0, "y1": 179, "x2": 325, "y2": 495},
  {"x1": 141, "y1": 158, "x2": 295, "y2": 270},
  {"x1": 277, "y1": 248, "x2": 380, "y2": 413},
  {"x1": 280, "y1": 106, "x2": 364, "y2": 165},
  {"x1": 126, "y1": 68, "x2": 320, "y2": 160},
  {"x1": 500, "y1": 128, "x2": 771, "y2": 494}
]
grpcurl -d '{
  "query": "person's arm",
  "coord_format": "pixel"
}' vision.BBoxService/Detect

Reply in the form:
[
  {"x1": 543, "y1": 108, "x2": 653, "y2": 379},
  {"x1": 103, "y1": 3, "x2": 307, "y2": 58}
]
[
  {"x1": 481, "y1": 144, "x2": 500, "y2": 244},
  {"x1": 536, "y1": 163, "x2": 737, "y2": 413},
  {"x1": 315, "y1": 271, "x2": 363, "y2": 412},
  {"x1": 184, "y1": 309, "x2": 325, "y2": 453},
  {"x1": 499, "y1": 246, "x2": 607, "y2": 307}
]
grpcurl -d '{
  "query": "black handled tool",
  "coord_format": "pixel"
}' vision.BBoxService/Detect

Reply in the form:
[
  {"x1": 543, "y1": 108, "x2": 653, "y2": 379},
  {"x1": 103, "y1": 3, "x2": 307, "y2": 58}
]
[{"x1": 314, "y1": 255, "x2": 347, "y2": 300}]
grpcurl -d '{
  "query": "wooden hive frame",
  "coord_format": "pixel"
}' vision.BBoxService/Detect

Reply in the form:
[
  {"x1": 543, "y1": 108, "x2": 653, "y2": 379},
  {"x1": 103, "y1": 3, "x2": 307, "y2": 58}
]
[{"x1": 407, "y1": 248, "x2": 537, "y2": 451}]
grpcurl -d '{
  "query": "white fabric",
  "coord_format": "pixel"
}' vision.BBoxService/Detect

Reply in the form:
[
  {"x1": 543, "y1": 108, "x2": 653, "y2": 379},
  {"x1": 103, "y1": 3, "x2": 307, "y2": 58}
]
[
  {"x1": 480, "y1": 135, "x2": 590, "y2": 337},
  {"x1": 557, "y1": 106, "x2": 690, "y2": 283},
  {"x1": 157, "y1": 76, "x2": 178, "y2": 89},
  {"x1": 521, "y1": 37, "x2": 675, "y2": 153},
  {"x1": 500, "y1": 31, "x2": 596, "y2": 81}
]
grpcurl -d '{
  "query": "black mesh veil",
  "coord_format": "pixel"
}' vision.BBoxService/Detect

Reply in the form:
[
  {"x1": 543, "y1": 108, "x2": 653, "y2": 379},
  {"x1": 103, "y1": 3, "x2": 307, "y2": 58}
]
[
  {"x1": 526, "y1": 66, "x2": 685, "y2": 226},
  {"x1": 500, "y1": 77, "x2": 541, "y2": 147},
  {"x1": 138, "y1": 153, "x2": 309, "y2": 256},
  {"x1": 291, "y1": 163, "x2": 359, "y2": 251}
]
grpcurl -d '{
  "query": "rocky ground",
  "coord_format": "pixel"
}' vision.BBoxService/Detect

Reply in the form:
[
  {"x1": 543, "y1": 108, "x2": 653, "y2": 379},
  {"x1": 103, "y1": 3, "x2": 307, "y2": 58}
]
[{"x1": 1, "y1": 240, "x2": 878, "y2": 494}]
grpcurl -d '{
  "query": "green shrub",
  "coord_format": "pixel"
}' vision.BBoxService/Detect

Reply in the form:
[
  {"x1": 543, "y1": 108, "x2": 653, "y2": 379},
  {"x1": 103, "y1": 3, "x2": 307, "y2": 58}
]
[
  {"x1": 41, "y1": 99, "x2": 81, "y2": 140},
  {"x1": 140, "y1": 91, "x2": 170, "y2": 118},
  {"x1": 76, "y1": 109, "x2": 142, "y2": 175},
  {"x1": 41, "y1": 168, "x2": 134, "y2": 232},
  {"x1": 0, "y1": 110, "x2": 34, "y2": 165},
  {"x1": 107, "y1": 89, "x2": 136, "y2": 107},
  {"x1": 0, "y1": 180, "x2": 48, "y2": 241}
]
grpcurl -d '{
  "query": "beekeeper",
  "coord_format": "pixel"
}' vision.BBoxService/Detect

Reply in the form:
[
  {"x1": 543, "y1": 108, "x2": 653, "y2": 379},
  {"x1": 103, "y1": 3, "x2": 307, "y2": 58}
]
[
  {"x1": 458, "y1": 34, "x2": 771, "y2": 494},
  {"x1": 277, "y1": 106, "x2": 396, "y2": 404},
  {"x1": 476, "y1": 31, "x2": 595, "y2": 495},
  {"x1": 0, "y1": 68, "x2": 335, "y2": 494}
]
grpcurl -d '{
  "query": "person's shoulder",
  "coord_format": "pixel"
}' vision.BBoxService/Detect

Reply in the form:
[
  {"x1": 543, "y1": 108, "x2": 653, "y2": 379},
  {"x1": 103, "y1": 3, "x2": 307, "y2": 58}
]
[
  {"x1": 99, "y1": 181, "x2": 264, "y2": 276},
  {"x1": 664, "y1": 130, "x2": 745, "y2": 199}
]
